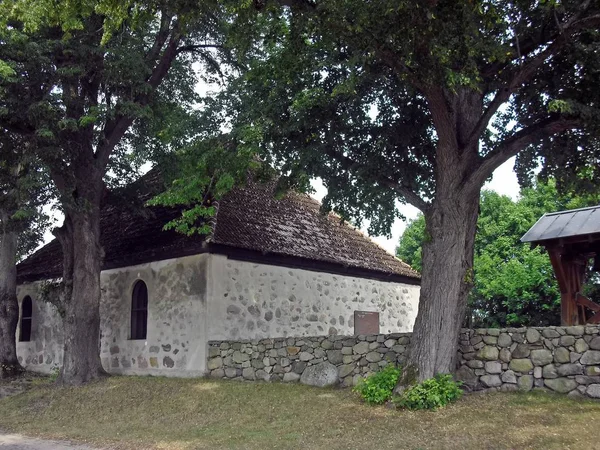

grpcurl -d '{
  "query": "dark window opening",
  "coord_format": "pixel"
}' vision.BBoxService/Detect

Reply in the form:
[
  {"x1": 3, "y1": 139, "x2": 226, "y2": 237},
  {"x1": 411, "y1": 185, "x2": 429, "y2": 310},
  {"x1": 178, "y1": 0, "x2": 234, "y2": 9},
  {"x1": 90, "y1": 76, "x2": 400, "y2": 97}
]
[
  {"x1": 131, "y1": 280, "x2": 148, "y2": 340},
  {"x1": 20, "y1": 296, "x2": 33, "y2": 342}
]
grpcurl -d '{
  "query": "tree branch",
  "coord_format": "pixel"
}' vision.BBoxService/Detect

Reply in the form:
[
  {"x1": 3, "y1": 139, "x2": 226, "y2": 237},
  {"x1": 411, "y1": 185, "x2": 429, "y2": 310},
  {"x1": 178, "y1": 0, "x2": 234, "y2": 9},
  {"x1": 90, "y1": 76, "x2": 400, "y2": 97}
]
[
  {"x1": 95, "y1": 23, "x2": 182, "y2": 169},
  {"x1": 469, "y1": 10, "x2": 600, "y2": 147},
  {"x1": 145, "y1": 12, "x2": 173, "y2": 65},
  {"x1": 176, "y1": 43, "x2": 224, "y2": 54},
  {"x1": 323, "y1": 147, "x2": 429, "y2": 212},
  {"x1": 465, "y1": 116, "x2": 581, "y2": 194}
]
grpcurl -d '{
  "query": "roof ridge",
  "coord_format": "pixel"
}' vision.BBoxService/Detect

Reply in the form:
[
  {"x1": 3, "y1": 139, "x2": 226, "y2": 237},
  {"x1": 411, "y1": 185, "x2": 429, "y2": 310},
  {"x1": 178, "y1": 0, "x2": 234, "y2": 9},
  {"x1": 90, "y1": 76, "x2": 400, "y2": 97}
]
[{"x1": 544, "y1": 204, "x2": 600, "y2": 216}]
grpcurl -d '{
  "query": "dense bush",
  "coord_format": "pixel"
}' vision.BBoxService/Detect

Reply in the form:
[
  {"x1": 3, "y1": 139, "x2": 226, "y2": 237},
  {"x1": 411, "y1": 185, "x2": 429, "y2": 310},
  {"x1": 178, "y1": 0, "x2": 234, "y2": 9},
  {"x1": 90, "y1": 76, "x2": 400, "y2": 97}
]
[
  {"x1": 353, "y1": 365, "x2": 401, "y2": 405},
  {"x1": 394, "y1": 374, "x2": 462, "y2": 410}
]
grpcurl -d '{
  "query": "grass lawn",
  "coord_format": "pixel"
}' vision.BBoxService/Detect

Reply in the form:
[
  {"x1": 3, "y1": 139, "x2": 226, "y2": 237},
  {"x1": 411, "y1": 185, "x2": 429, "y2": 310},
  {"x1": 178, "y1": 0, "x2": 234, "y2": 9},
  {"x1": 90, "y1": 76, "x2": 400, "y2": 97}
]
[{"x1": 0, "y1": 376, "x2": 599, "y2": 449}]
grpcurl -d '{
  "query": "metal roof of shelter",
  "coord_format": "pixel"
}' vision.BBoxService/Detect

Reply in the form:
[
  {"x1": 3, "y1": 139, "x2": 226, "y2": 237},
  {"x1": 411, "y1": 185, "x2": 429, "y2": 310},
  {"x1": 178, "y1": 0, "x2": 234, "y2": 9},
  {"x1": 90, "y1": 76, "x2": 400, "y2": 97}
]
[{"x1": 521, "y1": 205, "x2": 600, "y2": 244}]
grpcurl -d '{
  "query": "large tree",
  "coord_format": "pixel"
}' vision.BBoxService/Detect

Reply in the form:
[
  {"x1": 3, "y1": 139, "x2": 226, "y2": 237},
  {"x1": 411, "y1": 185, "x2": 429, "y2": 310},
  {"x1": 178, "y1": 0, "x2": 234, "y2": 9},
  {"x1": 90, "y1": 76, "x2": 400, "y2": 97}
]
[
  {"x1": 0, "y1": 0, "x2": 235, "y2": 384},
  {"x1": 398, "y1": 182, "x2": 600, "y2": 328},
  {"x1": 208, "y1": 0, "x2": 600, "y2": 382},
  {"x1": 0, "y1": 39, "x2": 51, "y2": 378}
]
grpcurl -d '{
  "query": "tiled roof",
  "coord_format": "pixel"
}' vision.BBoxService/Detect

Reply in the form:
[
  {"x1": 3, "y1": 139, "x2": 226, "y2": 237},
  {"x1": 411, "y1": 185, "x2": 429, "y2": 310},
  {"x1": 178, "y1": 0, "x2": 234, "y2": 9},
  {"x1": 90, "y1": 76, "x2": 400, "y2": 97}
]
[{"x1": 17, "y1": 171, "x2": 419, "y2": 283}]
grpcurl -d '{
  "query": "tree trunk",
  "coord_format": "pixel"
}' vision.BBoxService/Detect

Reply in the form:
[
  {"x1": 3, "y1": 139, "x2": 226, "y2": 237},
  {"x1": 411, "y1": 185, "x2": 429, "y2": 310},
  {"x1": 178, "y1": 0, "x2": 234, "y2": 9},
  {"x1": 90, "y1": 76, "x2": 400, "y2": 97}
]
[
  {"x1": 403, "y1": 190, "x2": 480, "y2": 383},
  {"x1": 56, "y1": 206, "x2": 107, "y2": 385},
  {"x1": 0, "y1": 226, "x2": 23, "y2": 379}
]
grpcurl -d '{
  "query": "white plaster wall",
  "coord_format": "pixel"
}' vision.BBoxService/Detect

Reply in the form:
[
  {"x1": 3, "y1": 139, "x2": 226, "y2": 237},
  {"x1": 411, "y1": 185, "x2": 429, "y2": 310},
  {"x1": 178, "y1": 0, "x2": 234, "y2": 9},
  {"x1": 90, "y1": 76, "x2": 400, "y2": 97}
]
[
  {"x1": 16, "y1": 283, "x2": 63, "y2": 374},
  {"x1": 99, "y1": 253, "x2": 209, "y2": 377},
  {"x1": 16, "y1": 253, "x2": 209, "y2": 377},
  {"x1": 207, "y1": 254, "x2": 420, "y2": 341}
]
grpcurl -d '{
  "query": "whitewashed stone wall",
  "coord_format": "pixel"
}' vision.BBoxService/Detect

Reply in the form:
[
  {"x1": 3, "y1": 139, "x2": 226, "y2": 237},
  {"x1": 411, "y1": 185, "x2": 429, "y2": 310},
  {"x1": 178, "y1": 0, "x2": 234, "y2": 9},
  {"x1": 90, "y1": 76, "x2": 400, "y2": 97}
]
[
  {"x1": 16, "y1": 252, "x2": 420, "y2": 377},
  {"x1": 16, "y1": 254, "x2": 210, "y2": 377},
  {"x1": 16, "y1": 283, "x2": 63, "y2": 374},
  {"x1": 206, "y1": 254, "x2": 420, "y2": 341},
  {"x1": 99, "y1": 254, "x2": 209, "y2": 377}
]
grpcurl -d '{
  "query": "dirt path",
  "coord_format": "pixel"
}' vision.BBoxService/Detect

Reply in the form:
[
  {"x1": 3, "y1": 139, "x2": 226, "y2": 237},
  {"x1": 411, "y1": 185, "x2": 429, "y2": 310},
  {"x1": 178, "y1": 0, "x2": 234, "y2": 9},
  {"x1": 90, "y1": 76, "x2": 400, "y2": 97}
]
[{"x1": 0, "y1": 433, "x2": 99, "y2": 449}]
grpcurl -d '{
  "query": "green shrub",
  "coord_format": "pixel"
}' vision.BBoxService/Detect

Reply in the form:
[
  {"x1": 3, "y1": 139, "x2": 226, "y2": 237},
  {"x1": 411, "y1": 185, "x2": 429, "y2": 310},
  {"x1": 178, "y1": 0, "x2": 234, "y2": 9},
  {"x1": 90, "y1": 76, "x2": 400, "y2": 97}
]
[
  {"x1": 353, "y1": 365, "x2": 401, "y2": 405},
  {"x1": 394, "y1": 374, "x2": 462, "y2": 410}
]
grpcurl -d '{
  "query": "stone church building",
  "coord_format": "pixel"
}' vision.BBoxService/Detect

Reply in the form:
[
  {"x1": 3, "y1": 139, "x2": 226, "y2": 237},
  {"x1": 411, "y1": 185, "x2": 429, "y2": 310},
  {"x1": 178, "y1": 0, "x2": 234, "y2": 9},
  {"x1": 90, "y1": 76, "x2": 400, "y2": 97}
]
[{"x1": 15, "y1": 172, "x2": 420, "y2": 376}]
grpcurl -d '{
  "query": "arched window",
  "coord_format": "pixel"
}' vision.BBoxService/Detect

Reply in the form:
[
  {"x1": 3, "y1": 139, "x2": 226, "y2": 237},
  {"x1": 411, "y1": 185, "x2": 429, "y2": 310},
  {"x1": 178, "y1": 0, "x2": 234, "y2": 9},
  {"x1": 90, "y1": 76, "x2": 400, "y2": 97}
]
[
  {"x1": 20, "y1": 296, "x2": 32, "y2": 342},
  {"x1": 131, "y1": 280, "x2": 148, "y2": 340}
]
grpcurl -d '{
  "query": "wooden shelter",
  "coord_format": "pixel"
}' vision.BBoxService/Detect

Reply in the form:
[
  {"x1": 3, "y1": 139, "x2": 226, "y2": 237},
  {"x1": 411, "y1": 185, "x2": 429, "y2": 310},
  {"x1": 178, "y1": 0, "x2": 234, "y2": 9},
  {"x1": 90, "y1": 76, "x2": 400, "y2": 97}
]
[{"x1": 521, "y1": 205, "x2": 600, "y2": 326}]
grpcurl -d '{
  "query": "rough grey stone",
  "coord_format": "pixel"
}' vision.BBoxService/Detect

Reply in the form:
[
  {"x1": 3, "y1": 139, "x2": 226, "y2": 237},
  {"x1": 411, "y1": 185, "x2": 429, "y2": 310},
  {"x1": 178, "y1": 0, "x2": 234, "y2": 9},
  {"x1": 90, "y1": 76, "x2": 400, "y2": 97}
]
[
  {"x1": 542, "y1": 329, "x2": 560, "y2": 338},
  {"x1": 339, "y1": 364, "x2": 354, "y2": 378},
  {"x1": 509, "y1": 358, "x2": 534, "y2": 373},
  {"x1": 586, "y1": 366, "x2": 600, "y2": 376},
  {"x1": 480, "y1": 375, "x2": 502, "y2": 387},
  {"x1": 544, "y1": 378, "x2": 578, "y2": 393},
  {"x1": 455, "y1": 366, "x2": 478, "y2": 388},
  {"x1": 299, "y1": 352, "x2": 314, "y2": 362},
  {"x1": 499, "y1": 348, "x2": 512, "y2": 363},
  {"x1": 566, "y1": 326, "x2": 585, "y2": 336},
  {"x1": 163, "y1": 356, "x2": 174, "y2": 368},
  {"x1": 207, "y1": 357, "x2": 223, "y2": 370},
  {"x1": 502, "y1": 370, "x2": 517, "y2": 384},
  {"x1": 575, "y1": 339, "x2": 589, "y2": 353},
  {"x1": 518, "y1": 375, "x2": 534, "y2": 392},
  {"x1": 543, "y1": 364, "x2": 558, "y2": 379},
  {"x1": 321, "y1": 340, "x2": 333, "y2": 350},
  {"x1": 589, "y1": 337, "x2": 600, "y2": 350},
  {"x1": 365, "y1": 351, "x2": 382, "y2": 363},
  {"x1": 484, "y1": 361, "x2": 502, "y2": 374},
  {"x1": 353, "y1": 342, "x2": 370, "y2": 355},
  {"x1": 586, "y1": 384, "x2": 600, "y2": 398},
  {"x1": 531, "y1": 349, "x2": 553, "y2": 366},
  {"x1": 467, "y1": 360, "x2": 484, "y2": 369},
  {"x1": 534, "y1": 366, "x2": 542, "y2": 379},
  {"x1": 292, "y1": 361, "x2": 307, "y2": 374},
  {"x1": 581, "y1": 350, "x2": 600, "y2": 365},
  {"x1": 483, "y1": 336, "x2": 498, "y2": 345},
  {"x1": 560, "y1": 335, "x2": 576, "y2": 346},
  {"x1": 478, "y1": 346, "x2": 499, "y2": 361},
  {"x1": 575, "y1": 376, "x2": 599, "y2": 385},
  {"x1": 554, "y1": 347, "x2": 570, "y2": 364},
  {"x1": 526, "y1": 328, "x2": 541, "y2": 343},
  {"x1": 512, "y1": 344, "x2": 530, "y2": 358},
  {"x1": 283, "y1": 372, "x2": 300, "y2": 382},
  {"x1": 326, "y1": 350, "x2": 344, "y2": 365},
  {"x1": 300, "y1": 362, "x2": 338, "y2": 387},
  {"x1": 557, "y1": 363, "x2": 583, "y2": 377},
  {"x1": 497, "y1": 334, "x2": 512, "y2": 348}
]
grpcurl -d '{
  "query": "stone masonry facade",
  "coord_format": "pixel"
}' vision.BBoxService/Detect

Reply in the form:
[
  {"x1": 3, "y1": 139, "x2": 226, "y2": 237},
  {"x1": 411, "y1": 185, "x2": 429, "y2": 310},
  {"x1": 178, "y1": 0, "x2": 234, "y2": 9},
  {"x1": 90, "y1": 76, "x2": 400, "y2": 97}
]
[
  {"x1": 457, "y1": 325, "x2": 600, "y2": 399},
  {"x1": 207, "y1": 333, "x2": 411, "y2": 387},
  {"x1": 208, "y1": 325, "x2": 600, "y2": 399}
]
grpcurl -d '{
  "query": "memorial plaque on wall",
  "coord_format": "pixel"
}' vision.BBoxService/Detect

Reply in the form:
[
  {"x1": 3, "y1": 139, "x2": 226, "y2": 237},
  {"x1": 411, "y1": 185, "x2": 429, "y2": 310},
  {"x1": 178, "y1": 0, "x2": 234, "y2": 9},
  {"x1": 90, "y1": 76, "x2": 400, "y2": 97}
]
[{"x1": 354, "y1": 311, "x2": 380, "y2": 335}]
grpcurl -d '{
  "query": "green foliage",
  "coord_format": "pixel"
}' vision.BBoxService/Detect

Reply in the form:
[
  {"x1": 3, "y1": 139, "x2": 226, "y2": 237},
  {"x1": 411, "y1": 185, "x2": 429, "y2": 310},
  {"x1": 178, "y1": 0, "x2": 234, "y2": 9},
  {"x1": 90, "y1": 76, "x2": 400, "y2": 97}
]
[
  {"x1": 394, "y1": 374, "x2": 462, "y2": 411},
  {"x1": 353, "y1": 365, "x2": 401, "y2": 405},
  {"x1": 397, "y1": 181, "x2": 600, "y2": 327}
]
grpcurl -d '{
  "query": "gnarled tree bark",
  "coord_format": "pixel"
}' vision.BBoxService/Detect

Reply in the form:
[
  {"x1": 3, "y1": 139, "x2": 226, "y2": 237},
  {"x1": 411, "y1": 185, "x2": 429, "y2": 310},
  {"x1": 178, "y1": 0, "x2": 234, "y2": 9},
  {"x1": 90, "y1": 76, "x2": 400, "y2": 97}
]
[
  {"x1": 0, "y1": 219, "x2": 23, "y2": 379},
  {"x1": 54, "y1": 171, "x2": 107, "y2": 385}
]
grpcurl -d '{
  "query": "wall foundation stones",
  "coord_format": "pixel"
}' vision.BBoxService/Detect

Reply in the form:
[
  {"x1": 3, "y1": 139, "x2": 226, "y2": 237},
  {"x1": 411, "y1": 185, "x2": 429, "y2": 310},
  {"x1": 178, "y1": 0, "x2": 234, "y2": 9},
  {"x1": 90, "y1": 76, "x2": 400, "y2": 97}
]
[{"x1": 208, "y1": 326, "x2": 600, "y2": 399}]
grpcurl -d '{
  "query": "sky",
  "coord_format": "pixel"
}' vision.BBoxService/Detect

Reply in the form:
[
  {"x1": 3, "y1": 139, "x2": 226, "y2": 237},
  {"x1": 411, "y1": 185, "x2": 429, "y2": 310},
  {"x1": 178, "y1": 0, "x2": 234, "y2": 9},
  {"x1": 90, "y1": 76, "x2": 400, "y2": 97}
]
[{"x1": 310, "y1": 157, "x2": 521, "y2": 255}]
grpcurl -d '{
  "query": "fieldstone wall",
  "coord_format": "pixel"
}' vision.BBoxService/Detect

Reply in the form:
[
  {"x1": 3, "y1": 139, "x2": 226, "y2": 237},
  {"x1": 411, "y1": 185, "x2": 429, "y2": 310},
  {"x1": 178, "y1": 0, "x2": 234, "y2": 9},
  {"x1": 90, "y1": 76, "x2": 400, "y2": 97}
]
[
  {"x1": 457, "y1": 326, "x2": 600, "y2": 399},
  {"x1": 207, "y1": 254, "x2": 420, "y2": 340},
  {"x1": 207, "y1": 333, "x2": 411, "y2": 387},
  {"x1": 208, "y1": 325, "x2": 600, "y2": 399}
]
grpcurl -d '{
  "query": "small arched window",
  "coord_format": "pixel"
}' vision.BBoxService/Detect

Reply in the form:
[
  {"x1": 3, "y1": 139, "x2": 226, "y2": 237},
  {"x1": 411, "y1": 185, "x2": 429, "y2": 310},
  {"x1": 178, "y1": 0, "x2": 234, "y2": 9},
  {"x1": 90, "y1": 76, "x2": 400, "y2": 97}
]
[
  {"x1": 20, "y1": 296, "x2": 33, "y2": 342},
  {"x1": 131, "y1": 280, "x2": 148, "y2": 340}
]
